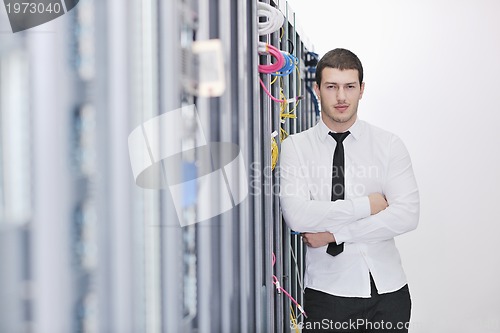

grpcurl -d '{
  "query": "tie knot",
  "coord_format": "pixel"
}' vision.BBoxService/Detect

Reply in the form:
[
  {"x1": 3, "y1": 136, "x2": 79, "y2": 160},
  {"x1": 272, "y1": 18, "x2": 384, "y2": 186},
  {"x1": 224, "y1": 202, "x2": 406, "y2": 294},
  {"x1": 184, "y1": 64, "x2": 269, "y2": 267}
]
[{"x1": 329, "y1": 131, "x2": 350, "y2": 143}]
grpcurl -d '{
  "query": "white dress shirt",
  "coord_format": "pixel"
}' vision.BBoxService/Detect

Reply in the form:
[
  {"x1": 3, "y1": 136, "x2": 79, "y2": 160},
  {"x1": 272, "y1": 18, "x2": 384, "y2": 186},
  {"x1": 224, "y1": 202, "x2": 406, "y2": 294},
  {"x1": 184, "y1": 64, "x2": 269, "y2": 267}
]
[{"x1": 279, "y1": 117, "x2": 419, "y2": 297}]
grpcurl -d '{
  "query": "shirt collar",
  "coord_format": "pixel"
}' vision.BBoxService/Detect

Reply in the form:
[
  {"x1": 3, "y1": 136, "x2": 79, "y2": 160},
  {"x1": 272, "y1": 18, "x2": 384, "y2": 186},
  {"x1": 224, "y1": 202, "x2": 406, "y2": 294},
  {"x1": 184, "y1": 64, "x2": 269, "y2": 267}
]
[{"x1": 317, "y1": 116, "x2": 364, "y2": 142}]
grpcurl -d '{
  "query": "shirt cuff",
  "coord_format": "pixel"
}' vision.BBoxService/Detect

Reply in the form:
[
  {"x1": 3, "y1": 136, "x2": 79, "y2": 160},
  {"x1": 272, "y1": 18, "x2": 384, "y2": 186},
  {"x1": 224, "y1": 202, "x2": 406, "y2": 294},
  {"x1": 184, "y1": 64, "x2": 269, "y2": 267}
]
[
  {"x1": 333, "y1": 197, "x2": 370, "y2": 245},
  {"x1": 352, "y1": 196, "x2": 370, "y2": 220}
]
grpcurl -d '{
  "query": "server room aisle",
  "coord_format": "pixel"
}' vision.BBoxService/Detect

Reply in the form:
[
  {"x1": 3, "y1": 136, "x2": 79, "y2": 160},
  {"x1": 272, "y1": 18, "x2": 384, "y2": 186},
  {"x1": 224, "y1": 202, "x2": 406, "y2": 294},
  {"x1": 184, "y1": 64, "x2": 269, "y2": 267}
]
[{"x1": 0, "y1": 1, "x2": 317, "y2": 332}]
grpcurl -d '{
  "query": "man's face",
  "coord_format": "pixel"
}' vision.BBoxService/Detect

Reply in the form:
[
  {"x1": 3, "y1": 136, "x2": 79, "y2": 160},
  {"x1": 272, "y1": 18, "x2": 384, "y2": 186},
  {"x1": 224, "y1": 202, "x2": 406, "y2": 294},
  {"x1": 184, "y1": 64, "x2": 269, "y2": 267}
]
[{"x1": 314, "y1": 67, "x2": 364, "y2": 131}]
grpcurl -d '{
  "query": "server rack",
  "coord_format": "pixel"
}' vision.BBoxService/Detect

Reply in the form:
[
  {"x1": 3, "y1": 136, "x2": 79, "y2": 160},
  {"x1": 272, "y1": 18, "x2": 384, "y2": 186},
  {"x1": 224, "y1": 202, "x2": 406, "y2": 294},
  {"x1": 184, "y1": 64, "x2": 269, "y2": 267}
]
[{"x1": 0, "y1": 0, "x2": 318, "y2": 332}]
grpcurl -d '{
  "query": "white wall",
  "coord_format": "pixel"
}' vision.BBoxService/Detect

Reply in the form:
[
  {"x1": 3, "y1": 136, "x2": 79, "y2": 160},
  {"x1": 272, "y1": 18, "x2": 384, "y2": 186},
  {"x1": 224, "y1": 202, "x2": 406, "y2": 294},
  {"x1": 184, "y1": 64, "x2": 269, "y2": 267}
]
[{"x1": 288, "y1": 0, "x2": 500, "y2": 332}]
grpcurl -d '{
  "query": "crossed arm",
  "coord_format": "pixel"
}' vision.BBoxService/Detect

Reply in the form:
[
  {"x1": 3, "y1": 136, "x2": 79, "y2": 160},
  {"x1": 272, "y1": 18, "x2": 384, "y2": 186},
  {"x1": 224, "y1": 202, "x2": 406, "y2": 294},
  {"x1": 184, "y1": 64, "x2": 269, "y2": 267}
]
[
  {"x1": 279, "y1": 135, "x2": 419, "y2": 247},
  {"x1": 302, "y1": 193, "x2": 389, "y2": 247}
]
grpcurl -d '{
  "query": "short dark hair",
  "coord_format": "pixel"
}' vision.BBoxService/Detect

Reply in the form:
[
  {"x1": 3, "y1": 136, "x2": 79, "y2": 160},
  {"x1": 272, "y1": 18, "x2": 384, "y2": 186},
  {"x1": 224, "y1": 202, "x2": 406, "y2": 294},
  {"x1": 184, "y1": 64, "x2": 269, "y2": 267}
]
[{"x1": 315, "y1": 48, "x2": 364, "y2": 87}]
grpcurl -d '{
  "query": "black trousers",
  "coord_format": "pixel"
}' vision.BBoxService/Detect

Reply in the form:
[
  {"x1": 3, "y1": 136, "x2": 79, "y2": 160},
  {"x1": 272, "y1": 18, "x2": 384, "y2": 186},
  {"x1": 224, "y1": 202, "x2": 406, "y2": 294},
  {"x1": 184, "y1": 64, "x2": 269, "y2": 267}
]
[{"x1": 303, "y1": 276, "x2": 411, "y2": 333}]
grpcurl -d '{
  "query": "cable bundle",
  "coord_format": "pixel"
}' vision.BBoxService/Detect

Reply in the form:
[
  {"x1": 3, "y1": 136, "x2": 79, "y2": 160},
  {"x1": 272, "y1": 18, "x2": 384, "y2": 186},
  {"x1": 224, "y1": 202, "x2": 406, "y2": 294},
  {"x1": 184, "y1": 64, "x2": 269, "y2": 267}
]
[
  {"x1": 258, "y1": 42, "x2": 285, "y2": 74},
  {"x1": 273, "y1": 52, "x2": 298, "y2": 76},
  {"x1": 258, "y1": 42, "x2": 302, "y2": 104},
  {"x1": 257, "y1": 2, "x2": 284, "y2": 36},
  {"x1": 271, "y1": 131, "x2": 279, "y2": 170}
]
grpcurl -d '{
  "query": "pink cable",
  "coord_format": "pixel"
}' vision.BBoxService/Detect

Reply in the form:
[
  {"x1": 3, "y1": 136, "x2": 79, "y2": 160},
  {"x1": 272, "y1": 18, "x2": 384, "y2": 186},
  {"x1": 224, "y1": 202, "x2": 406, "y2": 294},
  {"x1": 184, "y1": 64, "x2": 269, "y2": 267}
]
[
  {"x1": 259, "y1": 44, "x2": 285, "y2": 73},
  {"x1": 259, "y1": 78, "x2": 288, "y2": 103},
  {"x1": 273, "y1": 277, "x2": 306, "y2": 317},
  {"x1": 272, "y1": 252, "x2": 307, "y2": 318},
  {"x1": 258, "y1": 43, "x2": 303, "y2": 104}
]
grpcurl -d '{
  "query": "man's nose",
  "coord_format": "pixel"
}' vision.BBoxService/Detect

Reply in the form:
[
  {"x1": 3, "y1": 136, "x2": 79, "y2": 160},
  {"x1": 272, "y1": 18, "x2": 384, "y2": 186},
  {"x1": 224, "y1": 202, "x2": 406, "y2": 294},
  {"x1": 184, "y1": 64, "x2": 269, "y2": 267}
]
[{"x1": 336, "y1": 87, "x2": 346, "y2": 102}]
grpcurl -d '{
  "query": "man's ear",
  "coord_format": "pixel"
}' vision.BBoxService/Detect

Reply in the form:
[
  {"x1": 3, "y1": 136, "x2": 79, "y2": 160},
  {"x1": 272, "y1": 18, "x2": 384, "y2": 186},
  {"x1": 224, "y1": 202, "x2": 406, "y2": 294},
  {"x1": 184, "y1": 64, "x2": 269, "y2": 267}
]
[
  {"x1": 359, "y1": 82, "x2": 365, "y2": 100},
  {"x1": 313, "y1": 83, "x2": 320, "y2": 100}
]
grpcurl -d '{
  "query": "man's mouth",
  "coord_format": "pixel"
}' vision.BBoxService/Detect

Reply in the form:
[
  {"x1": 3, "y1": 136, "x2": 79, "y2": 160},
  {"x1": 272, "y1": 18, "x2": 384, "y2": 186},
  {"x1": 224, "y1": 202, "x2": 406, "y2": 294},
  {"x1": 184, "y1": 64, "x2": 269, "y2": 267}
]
[{"x1": 335, "y1": 104, "x2": 349, "y2": 112}]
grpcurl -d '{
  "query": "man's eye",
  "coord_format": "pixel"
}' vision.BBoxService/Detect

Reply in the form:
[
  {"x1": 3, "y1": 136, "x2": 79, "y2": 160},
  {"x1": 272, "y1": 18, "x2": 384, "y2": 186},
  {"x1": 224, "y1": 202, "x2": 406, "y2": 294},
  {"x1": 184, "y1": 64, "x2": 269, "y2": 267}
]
[{"x1": 347, "y1": 85, "x2": 355, "y2": 89}]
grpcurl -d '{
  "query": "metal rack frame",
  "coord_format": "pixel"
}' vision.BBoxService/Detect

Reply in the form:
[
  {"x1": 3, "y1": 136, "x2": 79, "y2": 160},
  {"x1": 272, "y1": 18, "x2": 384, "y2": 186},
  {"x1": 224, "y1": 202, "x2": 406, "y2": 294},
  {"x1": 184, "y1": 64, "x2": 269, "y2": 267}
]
[{"x1": 0, "y1": 0, "x2": 317, "y2": 332}]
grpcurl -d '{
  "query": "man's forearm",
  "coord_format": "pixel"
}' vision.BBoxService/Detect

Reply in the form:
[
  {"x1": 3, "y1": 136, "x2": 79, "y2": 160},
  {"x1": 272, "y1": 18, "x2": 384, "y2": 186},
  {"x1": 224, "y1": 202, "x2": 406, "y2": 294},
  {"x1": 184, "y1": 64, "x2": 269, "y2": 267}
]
[
  {"x1": 334, "y1": 191, "x2": 420, "y2": 244},
  {"x1": 280, "y1": 195, "x2": 370, "y2": 233}
]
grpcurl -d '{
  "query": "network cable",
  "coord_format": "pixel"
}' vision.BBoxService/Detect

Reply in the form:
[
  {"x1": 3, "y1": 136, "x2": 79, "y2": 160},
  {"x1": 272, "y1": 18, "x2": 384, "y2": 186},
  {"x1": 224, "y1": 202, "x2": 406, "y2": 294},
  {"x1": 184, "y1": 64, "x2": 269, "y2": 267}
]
[
  {"x1": 259, "y1": 78, "x2": 302, "y2": 104},
  {"x1": 257, "y1": 2, "x2": 284, "y2": 36},
  {"x1": 306, "y1": 84, "x2": 320, "y2": 117},
  {"x1": 273, "y1": 52, "x2": 298, "y2": 77},
  {"x1": 272, "y1": 252, "x2": 307, "y2": 319},
  {"x1": 258, "y1": 42, "x2": 285, "y2": 74}
]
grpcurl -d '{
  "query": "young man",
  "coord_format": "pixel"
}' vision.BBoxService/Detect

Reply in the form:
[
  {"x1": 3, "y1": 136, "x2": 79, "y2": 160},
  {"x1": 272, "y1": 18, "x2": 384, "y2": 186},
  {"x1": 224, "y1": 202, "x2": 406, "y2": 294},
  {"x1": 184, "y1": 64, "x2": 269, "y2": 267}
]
[{"x1": 279, "y1": 49, "x2": 419, "y2": 332}]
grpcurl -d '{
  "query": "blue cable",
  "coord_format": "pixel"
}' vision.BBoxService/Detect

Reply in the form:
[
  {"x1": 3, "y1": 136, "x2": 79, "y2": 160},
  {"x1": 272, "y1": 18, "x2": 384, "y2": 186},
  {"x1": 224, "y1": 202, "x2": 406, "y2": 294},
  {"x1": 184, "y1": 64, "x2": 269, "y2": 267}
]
[
  {"x1": 305, "y1": 84, "x2": 320, "y2": 117},
  {"x1": 272, "y1": 52, "x2": 298, "y2": 76}
]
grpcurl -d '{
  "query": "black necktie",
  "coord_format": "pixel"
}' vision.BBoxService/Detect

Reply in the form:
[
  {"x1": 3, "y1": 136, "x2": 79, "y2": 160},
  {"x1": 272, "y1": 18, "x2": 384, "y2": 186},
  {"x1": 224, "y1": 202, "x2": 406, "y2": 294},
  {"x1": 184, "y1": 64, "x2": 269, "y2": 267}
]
[{"x1": 327, "y1": 131, "x2": 350, "y2": 256}]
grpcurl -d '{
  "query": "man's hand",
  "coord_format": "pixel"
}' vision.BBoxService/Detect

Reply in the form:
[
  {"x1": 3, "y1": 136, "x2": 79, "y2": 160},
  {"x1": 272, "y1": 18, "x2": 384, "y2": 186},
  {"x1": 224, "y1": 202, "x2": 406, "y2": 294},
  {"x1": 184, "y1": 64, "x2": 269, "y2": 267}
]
[
  {"x1": 302, "y1": 232, "x2": 335, "y2": 248},
  {"x1": 369, "y1": 193, "x2": 388, "y2": 215}
]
